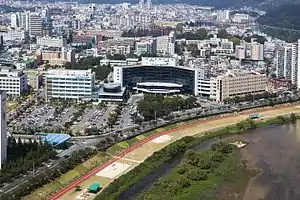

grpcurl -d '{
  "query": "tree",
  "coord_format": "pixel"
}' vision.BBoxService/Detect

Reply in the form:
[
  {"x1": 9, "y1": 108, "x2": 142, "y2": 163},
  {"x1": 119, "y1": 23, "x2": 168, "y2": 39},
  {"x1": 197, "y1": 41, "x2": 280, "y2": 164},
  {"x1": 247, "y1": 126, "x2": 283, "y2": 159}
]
[
  {"x1": 175, "y1": 23, "x2": 184, "y2": 34},
  {"x1": 217, "y1": 29, "x2": 229, "y2": 39},
  {"x1": 290, "y1": 113, "x2": 297, "y2": 122}
]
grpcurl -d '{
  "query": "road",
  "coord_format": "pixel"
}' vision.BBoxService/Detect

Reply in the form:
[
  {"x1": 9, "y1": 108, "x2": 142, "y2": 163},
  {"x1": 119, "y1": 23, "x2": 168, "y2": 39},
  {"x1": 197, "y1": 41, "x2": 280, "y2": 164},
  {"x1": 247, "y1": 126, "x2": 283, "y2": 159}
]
[
  {"x1": 117, "y1": 94, "x2": 143, "y2": 129},
  {"x1": 48, "y1": 103, "x2": 300, "y2": 200}
]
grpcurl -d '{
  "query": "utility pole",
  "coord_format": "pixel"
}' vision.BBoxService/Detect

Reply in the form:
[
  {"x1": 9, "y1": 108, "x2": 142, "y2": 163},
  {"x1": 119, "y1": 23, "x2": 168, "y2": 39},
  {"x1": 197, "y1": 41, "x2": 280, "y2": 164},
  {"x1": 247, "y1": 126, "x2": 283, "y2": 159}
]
[{"x1": 154, "y1": 110, "x2": 157, "y2": 122}]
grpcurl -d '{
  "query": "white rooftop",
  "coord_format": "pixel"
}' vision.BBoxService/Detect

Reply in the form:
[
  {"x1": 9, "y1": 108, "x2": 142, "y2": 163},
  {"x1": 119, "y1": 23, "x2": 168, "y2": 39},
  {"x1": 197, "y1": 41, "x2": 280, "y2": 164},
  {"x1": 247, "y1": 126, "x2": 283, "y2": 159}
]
[{"x1": 46, "y1": 69, "x2": 93, "y2": 77}]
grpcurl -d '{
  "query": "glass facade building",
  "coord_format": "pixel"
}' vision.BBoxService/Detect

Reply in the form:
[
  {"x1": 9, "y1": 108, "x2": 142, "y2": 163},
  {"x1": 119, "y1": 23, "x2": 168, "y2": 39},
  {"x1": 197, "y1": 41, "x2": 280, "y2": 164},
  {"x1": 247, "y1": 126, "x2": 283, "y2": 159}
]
[{"x1": 120, "y1": 66, "x2": 196, "y2": 94}]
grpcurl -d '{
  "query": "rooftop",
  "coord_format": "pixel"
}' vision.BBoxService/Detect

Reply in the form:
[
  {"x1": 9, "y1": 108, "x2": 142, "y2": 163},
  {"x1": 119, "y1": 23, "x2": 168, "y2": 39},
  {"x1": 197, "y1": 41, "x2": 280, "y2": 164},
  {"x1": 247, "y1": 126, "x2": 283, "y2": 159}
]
[
  {"x1": 35, "y1": 133, "x2": 71, "y2": 147},
  {"x1": 46, "y1": 69, "x2": 94, "y2": 77}
]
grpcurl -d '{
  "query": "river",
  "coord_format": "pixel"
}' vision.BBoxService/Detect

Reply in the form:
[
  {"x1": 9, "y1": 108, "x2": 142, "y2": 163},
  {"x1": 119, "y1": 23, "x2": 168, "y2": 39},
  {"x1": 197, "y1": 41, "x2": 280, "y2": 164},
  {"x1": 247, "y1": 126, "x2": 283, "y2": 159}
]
[{"x1": 119, "y1": 121, "x2": 300, "y2": 200}]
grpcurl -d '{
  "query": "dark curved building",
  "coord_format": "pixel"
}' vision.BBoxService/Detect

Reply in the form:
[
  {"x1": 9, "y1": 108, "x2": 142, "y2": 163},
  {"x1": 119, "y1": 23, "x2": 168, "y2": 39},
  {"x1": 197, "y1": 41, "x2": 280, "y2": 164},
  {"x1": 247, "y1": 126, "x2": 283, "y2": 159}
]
[{"x1": 113, "y1": 65, "x2": 197, "y2": 94}]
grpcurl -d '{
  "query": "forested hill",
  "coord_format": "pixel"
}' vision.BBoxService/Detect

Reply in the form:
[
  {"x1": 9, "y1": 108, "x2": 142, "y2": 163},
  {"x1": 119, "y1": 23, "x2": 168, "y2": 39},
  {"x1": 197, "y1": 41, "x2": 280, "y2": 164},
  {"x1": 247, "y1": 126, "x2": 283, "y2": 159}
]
[{"x1": 258, "y1": 4, "x2": 300, "y2": 30}]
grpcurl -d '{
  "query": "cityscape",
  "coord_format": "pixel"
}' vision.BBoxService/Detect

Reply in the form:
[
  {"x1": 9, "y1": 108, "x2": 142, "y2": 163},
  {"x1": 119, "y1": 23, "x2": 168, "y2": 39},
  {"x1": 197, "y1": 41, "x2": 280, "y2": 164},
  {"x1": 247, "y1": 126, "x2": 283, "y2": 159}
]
[{"x1": 0, "y1": 0, "x2": 300, "y2": 200}]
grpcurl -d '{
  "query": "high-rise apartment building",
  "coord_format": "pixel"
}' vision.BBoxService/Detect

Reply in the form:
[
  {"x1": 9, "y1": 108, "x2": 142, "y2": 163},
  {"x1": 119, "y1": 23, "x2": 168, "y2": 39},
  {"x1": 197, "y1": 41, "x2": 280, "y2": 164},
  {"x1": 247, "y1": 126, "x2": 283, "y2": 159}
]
[
  {"x1": 0, "y1": 91, "x2": 7, "y2": 169},
  {"x1": 146, "y1": 0, "x2": 152, "y2": 9},
  {"x1": 10, "y1": 13, "x2": 18, "y2": 28},
  {"x1": 156, "y1": 31, "x2": 175, "y2": 56},
  {"x1": 276, "y1": 44, "x2": 293, "y2": 81},
  {"x1": 216, "y1": 10, "x2": 230, "y2": 22},
  {"x1": 235, "y1": 38, "x2": 264, "y2": 61},
  {"x1": 276, "y1": 40, "x2": 300, "y2": 88},
  {"x1": 41, "y1": 7, "x2": 51, "y2": 23},
  {"x1": 139, "y1": 0, "x2": 144, "y2": 10}
]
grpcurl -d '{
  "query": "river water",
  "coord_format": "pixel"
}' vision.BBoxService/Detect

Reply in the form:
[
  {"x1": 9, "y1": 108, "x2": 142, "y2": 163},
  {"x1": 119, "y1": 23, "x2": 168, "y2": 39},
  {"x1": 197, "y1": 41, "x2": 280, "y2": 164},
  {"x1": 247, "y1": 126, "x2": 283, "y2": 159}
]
[{"x1": 119, "y1": 121, "x2": 300, "y2": 200}]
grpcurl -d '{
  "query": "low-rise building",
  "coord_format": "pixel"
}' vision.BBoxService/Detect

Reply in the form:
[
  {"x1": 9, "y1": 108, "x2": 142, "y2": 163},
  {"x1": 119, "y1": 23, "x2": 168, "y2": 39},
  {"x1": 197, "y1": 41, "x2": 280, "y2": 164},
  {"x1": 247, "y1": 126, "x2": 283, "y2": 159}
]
[
  {"x1": 39, "y1": 47, "x2": 75, "y2": 66},
  {"x1": 135, "y1": 39, "x2": 157, "y2": 55},
  {"x1": 0, "y1": 29, "x2": 26, "y2": 41},
  {"x1": 45, "y1": 69, "x2": 96, "y2": 101},
  {"x1": 36, "y1": 36, "x2": 67, "y2": 48},
  {"x1": 0, "y1": 68, "x2": 28, "y2": 96},
  {"x1": 94, "y1": 83, "x2": 128, "y2": 102},
  {"x1": 100, "y1": 58, "x2": 139, "y2": 67}
]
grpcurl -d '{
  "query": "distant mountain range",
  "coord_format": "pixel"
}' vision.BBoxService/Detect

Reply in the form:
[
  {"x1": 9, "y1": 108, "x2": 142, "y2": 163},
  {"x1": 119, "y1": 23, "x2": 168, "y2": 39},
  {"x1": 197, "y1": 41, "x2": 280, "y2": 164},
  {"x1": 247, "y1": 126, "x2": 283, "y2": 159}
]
[{"x1": 71, "y1": 0, "x2": 300, "y2": 9}]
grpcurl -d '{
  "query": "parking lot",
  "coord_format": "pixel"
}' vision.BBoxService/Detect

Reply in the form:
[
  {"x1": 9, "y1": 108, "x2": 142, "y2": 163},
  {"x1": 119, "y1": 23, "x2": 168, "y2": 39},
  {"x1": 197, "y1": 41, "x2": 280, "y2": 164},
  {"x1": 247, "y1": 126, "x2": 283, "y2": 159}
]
[
  {"x1": 18, "y1": 105, "x2": 55, "y2": 128},
  {"x1": 71, "y1": 106, "x2": 115, "y2": 134},
  {"x1": 46, "y1": 107, "x2": 79, "y2": 129}
]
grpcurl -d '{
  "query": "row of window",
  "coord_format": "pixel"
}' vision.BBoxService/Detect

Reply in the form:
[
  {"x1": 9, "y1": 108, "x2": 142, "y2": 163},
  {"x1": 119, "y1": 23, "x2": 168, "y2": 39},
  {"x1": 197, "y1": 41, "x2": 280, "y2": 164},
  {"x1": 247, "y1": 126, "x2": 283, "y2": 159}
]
[
  {"x1": 47, "y1": 78, "x2": 92, "y2": 81},
  {"x1": 47, "y1": 82, "x2": 91, "y2": 85},
  {"x1": 47, "y1": 90, "x2": 91, "y2": 93},
  {"x1": 49, "y1": 86, "x2": 91, "y2": 89},
  {"x1": 48, "y1": 93, "x2": 91, "y2": 97}
]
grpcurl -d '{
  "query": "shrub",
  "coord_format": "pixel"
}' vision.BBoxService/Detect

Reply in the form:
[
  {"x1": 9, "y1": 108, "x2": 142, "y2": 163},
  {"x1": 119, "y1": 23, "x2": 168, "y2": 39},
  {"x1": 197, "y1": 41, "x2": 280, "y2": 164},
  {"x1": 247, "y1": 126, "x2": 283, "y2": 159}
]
[
  {"x1": 186, "y1": 169, "x2": 208, "y2": 181},
  {"x1": 177, "y1": 164, "x2": 188, "y2": 174}
]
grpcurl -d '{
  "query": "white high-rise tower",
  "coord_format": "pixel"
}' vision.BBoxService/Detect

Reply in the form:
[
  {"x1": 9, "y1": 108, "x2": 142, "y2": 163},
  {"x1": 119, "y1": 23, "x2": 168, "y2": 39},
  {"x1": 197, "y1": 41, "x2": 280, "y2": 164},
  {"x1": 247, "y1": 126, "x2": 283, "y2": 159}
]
[
  {"x1": 139, "y1": 0, "x2": 144, "y2": 10},
  {"x1": 146, "y1": 0, "x2": 152, "y2": 10},
  {"x1": 0, "y1": 91, "x2": 7, "y2": 169}
]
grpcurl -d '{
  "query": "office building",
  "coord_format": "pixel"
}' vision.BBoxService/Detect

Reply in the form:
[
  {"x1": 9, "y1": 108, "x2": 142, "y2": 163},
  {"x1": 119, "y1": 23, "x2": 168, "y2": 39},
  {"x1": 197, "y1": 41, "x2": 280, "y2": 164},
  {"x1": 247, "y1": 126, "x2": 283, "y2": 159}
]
[
  {"x1": 45, "y1": 69, "x2": 96, "y2": 100},
  {"x1": 214, "y1": 70, "x2": 266, "y2": 102},
  {"x1": 0, "y1": 91, "x2": 6, "y2": 169},
  {"x1": 37, "y1": 36, "x2": 66, "y2": 48},
  {"x1": 29, "y1": 13, "x2": 42, "y2": 36},
  {"x1": 113, "y1": 57, "x2": 198, "y2": 95},
  {"x1": 0, "y1": 69, "x2": 28, "y2": 97}
]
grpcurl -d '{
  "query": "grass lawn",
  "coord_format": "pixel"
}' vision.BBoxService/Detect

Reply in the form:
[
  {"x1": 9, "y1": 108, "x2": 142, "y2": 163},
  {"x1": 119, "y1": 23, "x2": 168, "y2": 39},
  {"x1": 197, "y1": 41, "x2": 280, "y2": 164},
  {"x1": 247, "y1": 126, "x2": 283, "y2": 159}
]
[
  {"x1": 136, "y1": 135, "x2": 146, "y2": 141},
  {"x1": 58, "y1": 170, "x2": 80, "y2": 185}
]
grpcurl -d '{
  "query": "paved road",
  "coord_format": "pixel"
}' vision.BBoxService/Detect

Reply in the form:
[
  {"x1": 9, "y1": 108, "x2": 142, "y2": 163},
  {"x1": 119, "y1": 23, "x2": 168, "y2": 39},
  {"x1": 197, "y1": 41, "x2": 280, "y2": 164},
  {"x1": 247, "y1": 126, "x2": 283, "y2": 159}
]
[{"x1": 117, "y1": 94, "x2": 143, "y2": 129}]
